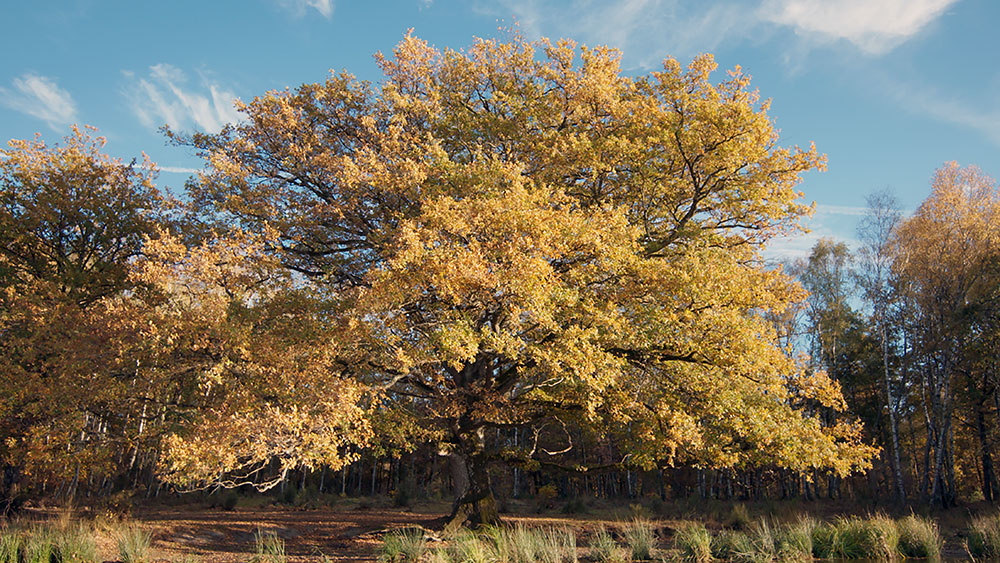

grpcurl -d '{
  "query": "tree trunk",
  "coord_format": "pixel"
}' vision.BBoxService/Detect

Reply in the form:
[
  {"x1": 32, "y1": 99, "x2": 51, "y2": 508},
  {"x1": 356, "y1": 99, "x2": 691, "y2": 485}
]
[
  {"x1": 978, "y1": 397, "x2": 998, "y2": 503},
  {"x1": 0, "y1": 464, "x2": 23, "y2": 516},
  {"x1": 443, "y1": 450, "x2": 499, "y2": 532},
  {"x1": 881, "y1": 320, "x2": 906, "y2": 504}
]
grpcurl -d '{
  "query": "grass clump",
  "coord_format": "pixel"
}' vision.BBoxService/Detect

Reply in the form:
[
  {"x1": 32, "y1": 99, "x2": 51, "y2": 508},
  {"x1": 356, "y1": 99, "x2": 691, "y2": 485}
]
[
  {"x1": 623, "y1": 518, "x2": 656, "y2": 561},
  {"x1": 379, "y1": 528, "x2": 426, "y2": 562},
  {"x1": 0, "y1": 530, "x2": 23, "y2": 563},
  {"x1": 710, "y1": 529, "x2": 744, "y2": 561},
  {"x1": 864, "y1": 514, "x2": 900, "y2": 561},
  {"x1": 740, "y1": 520, "x2": 777, "y2": 563},
  {"x1": 775, "y1": 518, "x2": 814, "y2": 562},
  {"x1": 675, "y1": 522, "x2": 712, "y2": 563},
  {"x1": 831, "y1": 517, "x2": 875, "y2": 559},
  {"x1": 114, "y1": 523, "x2": 153, "y2": 563},
  {"x1": 20, "y1": 528, "x2": 56, "y2": 563},
  {"x1": 53, "y1": 522, "x2": 100, "y2": 562},
  {"x1": 0, "y1": 521, "x2": 102, "y2": 563},
  {"x1": 253, "y1": 529, "x2": 287, "y2": 563},
  {"x1": 588, "y1": 527, "x2": 625, "y2": 563},
  {"x1": 480, "y1": 524, "x2": 577, "y2": 563},
  {"x1": 897, "y1": 514, "x2": 940, "y2": 559},
  {"x1": 446, "y1": 529, "x2": 493, "y2": 563},
  {"x1": 966, "y1": 512, "x2": 1000, "y2": 559},
  {"x1": 808, "y1": 515, "x2": 899, "y2": 561}
]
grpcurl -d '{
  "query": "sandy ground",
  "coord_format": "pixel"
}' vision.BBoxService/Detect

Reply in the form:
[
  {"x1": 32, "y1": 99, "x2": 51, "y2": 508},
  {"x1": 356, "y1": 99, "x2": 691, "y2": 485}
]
[{"x1": 136, "y1": 505, "x2": 446, "y2": 562}]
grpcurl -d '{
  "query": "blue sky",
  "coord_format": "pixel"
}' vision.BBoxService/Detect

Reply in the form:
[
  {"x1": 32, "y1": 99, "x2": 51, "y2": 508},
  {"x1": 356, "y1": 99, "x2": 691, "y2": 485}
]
[{"x1": 2, "y1": 0, "x2": 997, "y2": 258}]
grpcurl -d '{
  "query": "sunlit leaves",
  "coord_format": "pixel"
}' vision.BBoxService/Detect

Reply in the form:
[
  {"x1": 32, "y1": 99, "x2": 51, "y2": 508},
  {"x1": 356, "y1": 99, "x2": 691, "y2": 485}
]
[{"x1": 173, "y1": 30, "x2": 867, "y2": 483}]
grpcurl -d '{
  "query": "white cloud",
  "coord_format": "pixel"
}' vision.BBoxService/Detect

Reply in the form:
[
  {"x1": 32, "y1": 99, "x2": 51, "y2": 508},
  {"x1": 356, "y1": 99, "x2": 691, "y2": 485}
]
[
  {"x1": 0, "y1": 73, "x2": 78, "y2": 131},
  {"x1": 124, "y1": 64, "x2": 241, "y2": 134},
  {"x1": 760, "y1": 0, "x2": 957, "y2": 55},
  {"x1": 274, "y1": 0, "x2": 333, "y2": 18}
]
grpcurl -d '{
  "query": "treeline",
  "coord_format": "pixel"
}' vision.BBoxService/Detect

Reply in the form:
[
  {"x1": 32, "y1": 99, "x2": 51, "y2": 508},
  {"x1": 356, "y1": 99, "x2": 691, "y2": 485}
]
[{"x1": 784, "y1": 164, "x2": 1000, "y2": 508}]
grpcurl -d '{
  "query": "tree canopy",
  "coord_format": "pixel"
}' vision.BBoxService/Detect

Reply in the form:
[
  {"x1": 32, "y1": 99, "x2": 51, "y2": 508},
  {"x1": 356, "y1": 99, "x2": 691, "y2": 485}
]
[{"x1": 163, "y1": 32, "x2": 874, "y2": 527}]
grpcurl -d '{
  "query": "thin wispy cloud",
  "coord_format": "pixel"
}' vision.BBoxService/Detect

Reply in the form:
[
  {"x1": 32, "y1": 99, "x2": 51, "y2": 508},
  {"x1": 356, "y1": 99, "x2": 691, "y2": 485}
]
[
  {"x1": 274, "y1": 0, "x2": 333, "y2": 18},
  {"x1": 815, "y1": 204, "x2": 869, "y2": 216},
  {"x1": 158, "y1": 166, "x2": 203, "y2": 174},
  {"x1": 124, "y1": 64, "x2": 241, "y2": 134},
  {"x1": 486, "y1": 0, "x2": 956, "y2": 68},
  {"x1": 760, "y1": 0, "x2": 958, "y2": 55},
  {"x1": 0, "y1": 73, "x2": 78, "y2": 131},
  {"x1": 489, "y1": 0, "x2": 754, "y2": 67},
  {"x1": 766, "y1": 219, "x2": 862, "y2": 260},
  {"x1": 905, "y1": 92, "x2": 1000, "y2": 148},
  {"x1": 872, "y1": 71, "x2": 1000, "y2": 148}
]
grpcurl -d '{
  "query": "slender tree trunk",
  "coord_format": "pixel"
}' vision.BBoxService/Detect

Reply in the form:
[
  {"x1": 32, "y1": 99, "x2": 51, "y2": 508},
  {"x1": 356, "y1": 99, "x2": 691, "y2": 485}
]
[
  {"x1": 881, "y1": 319, "x2": 906, "y2": 504},
  {"x1": 977, "y1": 407, "x2": 998, "y2": 502}
]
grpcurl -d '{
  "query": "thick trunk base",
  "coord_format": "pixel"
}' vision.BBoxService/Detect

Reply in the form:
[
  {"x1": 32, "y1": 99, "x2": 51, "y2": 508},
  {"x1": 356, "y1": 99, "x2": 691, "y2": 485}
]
[{"x1": 443, "y1": 492, "x2": 500, "y2": 533}]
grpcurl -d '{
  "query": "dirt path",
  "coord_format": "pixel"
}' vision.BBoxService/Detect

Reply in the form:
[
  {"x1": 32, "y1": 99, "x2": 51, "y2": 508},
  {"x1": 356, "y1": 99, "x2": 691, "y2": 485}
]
[{"x1": 137, "y1": 506, "x2": 445, "y2": 562}]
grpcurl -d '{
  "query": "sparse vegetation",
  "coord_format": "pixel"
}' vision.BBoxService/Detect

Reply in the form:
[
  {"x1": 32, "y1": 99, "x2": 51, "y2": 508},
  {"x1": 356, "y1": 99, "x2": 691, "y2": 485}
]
[
  {"x1": 588, "y1": 527, "x2": 625, "y2": 563},
  {"x1": 251, "y1": 528, "x2": 287, "y2": 563},
  {"x1": 379, "y1": 527, "x2": 427, "y2": 562},
  {"x1": 114, "y1": 523, "x2": 152, "y2": 563},
  {"x1": 623, "y1": 518, "x2": 656, "y2": 561},
  {"x1": 676, "y1": 522, "x2": 713, "y2": 562},
  {"x1": 897, "y1": 514, "x2": 940, "y2": 559},
  {"x1": 966, "y1": 512, "x2": 1000, "y2": 559}
]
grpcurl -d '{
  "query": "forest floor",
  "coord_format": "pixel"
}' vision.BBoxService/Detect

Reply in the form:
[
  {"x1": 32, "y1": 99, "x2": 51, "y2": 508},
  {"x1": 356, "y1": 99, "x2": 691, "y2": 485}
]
[{"x1": 20, "y1": 495, "x2": 987, "y2": 561}]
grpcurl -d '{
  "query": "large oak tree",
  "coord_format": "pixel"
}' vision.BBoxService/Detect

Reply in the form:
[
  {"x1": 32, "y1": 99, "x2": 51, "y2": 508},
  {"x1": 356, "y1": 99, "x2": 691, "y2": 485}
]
[{"x1": 166, "y1": 32, "x2": 875, "y2": 527}]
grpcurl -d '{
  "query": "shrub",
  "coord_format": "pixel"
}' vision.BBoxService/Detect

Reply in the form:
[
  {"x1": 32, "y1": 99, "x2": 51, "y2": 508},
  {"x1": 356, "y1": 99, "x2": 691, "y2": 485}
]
[
  {"x1": 897, "y1": 514, "x2": 940, "y2": 559},
  {"x1": 279, "y1": 483, "x2": 298, "y2": 505},
  {"x1": 218, "y1": 490, "x2": 239, "y2": 511},
  {"x1": 535, "y1": 485, "x2": 559, "y2": 512},
  {"x1": 727, "y1": 504, "x2": 752, "y2": 530},
  {"x1": 561, "y1": 497, "x2": 589, "y2": 515},
  {"x1": 967, "y1": 512, "x2": 1000, "y2": 559},
  {"x1": 675, "y1": 522, "x2": 712, "y2": 563},
  {"x1": 392, "y1": 486, "x2": 412, "y2": 508}
]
